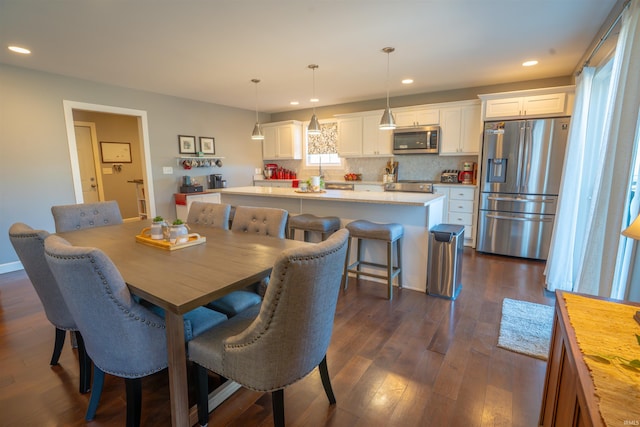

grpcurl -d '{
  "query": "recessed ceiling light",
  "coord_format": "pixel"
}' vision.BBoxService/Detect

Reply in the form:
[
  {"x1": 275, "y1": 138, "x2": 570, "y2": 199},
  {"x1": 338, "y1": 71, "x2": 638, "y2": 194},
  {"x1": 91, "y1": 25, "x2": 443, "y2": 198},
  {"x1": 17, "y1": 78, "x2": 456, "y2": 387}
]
[
  {"x1": 310, "y1": 98, "x2": 319, "y2": 103},
  {"x1": 402, "y1": 78, "x2": 414, "y2": 84},
  {"x1": 522, "y1": 60, "x2": 538, "y2": 67},
  {"x1": 8, "y1": 45, "x2": 31, "y2": 54},
  {"x1": 290, "y1": 101, "x2": 299, "y2": 106}
]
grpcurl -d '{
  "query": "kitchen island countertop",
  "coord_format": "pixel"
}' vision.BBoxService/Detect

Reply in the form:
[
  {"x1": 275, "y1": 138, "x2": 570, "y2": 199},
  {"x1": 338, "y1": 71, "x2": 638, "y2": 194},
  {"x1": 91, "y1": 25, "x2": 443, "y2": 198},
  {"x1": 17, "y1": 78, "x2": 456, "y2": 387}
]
[
  {"x1": 218, "y1": 186, "x2": 444, "y2": 206},
  {"x1": 216, "y1": 186, "x2": 445, "y2": 293}
]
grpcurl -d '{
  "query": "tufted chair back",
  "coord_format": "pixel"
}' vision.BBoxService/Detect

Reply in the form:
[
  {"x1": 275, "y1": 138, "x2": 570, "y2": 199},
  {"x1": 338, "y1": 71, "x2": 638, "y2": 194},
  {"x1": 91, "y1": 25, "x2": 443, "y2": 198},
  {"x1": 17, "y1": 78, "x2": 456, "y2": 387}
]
[
  {"x1": 51, "y1": 201, "x2": 123, "y2": 232},
  {"x1": 230, "y1": 206, "x2": 288, "y2": 239},
  {"x1": 187, "y1": 202, "x2": 231, "y2": 230},
  {"x1": 188, "y1": 229, "x2": 349, "y2": 426},
  {"x1": 9, "y1": 223, "x2": 76, "y2": 329},
  {"x1": 44, "y1": 235, "x2": 168, "y2": 378},
  {"x1": 9, "y1": 222, "x2": 92, "y2": 394}
]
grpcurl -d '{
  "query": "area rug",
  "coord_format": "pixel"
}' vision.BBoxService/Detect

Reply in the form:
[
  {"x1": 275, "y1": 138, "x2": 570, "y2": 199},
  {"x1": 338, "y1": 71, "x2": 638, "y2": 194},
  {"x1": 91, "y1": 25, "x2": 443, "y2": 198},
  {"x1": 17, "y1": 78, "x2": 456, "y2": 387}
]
[{"x1": 497, "y1": 298, "x2": 554, "y2": 360}]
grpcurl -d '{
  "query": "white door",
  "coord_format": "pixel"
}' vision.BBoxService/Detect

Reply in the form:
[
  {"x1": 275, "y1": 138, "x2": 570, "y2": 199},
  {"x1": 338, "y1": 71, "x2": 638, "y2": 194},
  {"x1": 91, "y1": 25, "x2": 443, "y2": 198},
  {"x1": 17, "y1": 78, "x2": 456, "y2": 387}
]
[{"x1": 74, "y1": 123, "x2": 103, "y2": 203}]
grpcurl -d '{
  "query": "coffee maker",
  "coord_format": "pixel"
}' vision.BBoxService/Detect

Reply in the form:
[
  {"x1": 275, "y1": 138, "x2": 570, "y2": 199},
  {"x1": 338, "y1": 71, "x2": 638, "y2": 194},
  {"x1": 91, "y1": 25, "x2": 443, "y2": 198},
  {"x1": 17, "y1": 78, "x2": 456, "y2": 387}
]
[
  {"x1": 457, "y1": 162, "x2": 475, "y2": 184},
  {"x1": 208, "y1": 174, "x2": 223, "y2": 189}
]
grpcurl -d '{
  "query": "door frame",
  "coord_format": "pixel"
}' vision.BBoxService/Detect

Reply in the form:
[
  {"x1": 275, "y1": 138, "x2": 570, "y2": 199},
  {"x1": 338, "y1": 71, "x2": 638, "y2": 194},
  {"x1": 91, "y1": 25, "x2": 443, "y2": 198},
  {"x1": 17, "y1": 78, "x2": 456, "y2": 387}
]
[
  {"x1": 62, "y1": 100, "x2": 156, "y2": 218},
  {"x1": 74, "y1": 121, "x2": 106, "y2": 201}
]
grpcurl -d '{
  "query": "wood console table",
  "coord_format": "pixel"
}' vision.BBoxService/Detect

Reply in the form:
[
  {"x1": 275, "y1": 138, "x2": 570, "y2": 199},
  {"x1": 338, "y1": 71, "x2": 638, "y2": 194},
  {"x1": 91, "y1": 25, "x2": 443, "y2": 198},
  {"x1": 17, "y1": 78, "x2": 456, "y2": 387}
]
[{"x1": 539, "y1": 291, "x2": 640, "y2": 427}]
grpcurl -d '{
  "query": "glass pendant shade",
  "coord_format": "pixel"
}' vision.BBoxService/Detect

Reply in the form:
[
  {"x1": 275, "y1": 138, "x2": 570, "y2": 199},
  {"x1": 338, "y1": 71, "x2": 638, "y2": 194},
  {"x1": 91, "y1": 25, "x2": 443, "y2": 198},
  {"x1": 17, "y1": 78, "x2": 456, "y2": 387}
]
[
  {"x1": 379, "y1": 106, "x2": 396, "y2": 130},
  {"x1": 308, "y1": 113, "x2": 321, "y2": 135},
  {"x1": 251, "y1": 122, "x2": 264, "y2": 140}
]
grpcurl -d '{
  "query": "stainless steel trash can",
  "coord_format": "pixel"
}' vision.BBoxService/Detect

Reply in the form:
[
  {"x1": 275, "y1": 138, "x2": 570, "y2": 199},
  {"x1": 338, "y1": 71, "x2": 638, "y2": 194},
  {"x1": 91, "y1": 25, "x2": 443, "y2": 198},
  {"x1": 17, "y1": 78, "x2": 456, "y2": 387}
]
[{"x1": 427, "y1": 224, "x2": 464, "y2": 299}]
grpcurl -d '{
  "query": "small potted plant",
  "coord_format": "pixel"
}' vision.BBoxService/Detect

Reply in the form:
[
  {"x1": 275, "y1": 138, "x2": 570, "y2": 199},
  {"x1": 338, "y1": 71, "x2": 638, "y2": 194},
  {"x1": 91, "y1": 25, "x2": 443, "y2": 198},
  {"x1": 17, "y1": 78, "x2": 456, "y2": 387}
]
[
  {"x1": 150, "y1": 216, "x2": 166, "y2": 240},
  {"x1": 169, "y1": 219, "x2": 189, "y2": 244}
]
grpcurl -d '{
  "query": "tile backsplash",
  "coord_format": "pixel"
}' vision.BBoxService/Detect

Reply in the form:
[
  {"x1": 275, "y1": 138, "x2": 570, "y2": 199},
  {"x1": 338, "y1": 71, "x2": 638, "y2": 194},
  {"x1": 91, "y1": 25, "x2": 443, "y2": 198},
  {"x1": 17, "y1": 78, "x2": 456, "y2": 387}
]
[{"x1": 272, "y1": 154, "x2": 477, "y2": 182}]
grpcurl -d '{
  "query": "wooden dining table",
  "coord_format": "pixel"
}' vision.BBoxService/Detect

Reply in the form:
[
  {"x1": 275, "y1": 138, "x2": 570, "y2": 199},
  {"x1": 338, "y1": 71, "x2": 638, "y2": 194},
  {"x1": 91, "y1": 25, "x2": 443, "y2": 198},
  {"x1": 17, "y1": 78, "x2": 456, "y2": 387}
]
[{"x1": 57, "y1": 220, "x2": 310, "y2": 427}]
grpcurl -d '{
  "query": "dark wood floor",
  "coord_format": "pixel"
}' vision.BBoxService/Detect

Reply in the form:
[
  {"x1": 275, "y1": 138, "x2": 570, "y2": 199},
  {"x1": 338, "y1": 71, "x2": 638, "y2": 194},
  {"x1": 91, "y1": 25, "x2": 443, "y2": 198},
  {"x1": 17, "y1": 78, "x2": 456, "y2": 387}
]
[{"x1": 0, "y1": 248, "x2": 553, "y2": 426}]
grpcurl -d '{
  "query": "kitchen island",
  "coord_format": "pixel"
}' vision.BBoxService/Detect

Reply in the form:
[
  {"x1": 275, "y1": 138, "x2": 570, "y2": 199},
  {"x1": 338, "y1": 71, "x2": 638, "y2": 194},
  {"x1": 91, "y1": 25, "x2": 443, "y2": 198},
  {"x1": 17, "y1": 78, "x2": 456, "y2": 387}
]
[{"x1": 217, "y1": 186, "x2": 445, "y2": 293}]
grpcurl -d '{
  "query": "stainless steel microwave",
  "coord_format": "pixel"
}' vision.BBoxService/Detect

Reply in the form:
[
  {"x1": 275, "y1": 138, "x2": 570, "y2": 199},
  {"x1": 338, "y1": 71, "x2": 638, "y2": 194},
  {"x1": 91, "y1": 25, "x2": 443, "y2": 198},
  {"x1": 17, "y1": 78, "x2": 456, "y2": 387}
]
[{"x1": 392, "y1": 125, "x2": 440, "y2": 154}]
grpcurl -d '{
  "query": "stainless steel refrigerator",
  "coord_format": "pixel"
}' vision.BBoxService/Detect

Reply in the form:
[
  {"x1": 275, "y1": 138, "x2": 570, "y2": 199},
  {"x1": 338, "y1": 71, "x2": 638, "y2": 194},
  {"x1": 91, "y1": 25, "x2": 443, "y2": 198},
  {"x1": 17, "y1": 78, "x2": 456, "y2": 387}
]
[{"x1": 476, "y1": 117, "x2": 570, "y2": 260}]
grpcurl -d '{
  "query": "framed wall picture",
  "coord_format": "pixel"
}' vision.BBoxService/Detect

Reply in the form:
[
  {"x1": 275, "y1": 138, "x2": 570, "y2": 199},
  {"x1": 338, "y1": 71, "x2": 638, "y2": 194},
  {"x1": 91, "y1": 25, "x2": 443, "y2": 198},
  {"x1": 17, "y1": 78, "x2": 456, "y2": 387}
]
[
  {"x1": 178, "y1": 135, "x2": 196, "y2": 154},
  {"x1": 199, "y1": 136, "x2": 215, "y2": 154},
  {"x1": 100, "y1": 142, "x2": 132, "y2": 163}
]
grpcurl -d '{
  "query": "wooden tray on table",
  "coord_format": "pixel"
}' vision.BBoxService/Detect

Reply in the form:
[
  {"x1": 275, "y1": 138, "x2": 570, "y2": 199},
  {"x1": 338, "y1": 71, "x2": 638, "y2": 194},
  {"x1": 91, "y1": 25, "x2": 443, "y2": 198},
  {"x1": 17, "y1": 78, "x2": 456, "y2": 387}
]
[{"x1": 135, "y1": 232, "x2": 206, "y2": 251}]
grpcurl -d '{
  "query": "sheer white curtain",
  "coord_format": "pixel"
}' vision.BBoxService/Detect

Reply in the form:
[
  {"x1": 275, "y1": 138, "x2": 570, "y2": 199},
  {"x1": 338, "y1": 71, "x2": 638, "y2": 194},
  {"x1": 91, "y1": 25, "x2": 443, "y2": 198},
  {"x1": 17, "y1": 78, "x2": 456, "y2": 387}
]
[
  {"x1": 544, "y1": 68, "x2": 595, "y2": 292},
  {"x1": 577, "y1": 0, "x2": 640, "y2": 297}
]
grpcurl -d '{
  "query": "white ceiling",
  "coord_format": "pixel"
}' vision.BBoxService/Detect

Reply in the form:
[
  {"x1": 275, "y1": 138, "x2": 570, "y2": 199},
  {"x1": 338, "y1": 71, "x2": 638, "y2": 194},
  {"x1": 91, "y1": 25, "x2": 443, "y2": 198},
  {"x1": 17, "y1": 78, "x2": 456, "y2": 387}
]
[{"x1": 0, "y1": 0, "x2": 618, "y2": 113}]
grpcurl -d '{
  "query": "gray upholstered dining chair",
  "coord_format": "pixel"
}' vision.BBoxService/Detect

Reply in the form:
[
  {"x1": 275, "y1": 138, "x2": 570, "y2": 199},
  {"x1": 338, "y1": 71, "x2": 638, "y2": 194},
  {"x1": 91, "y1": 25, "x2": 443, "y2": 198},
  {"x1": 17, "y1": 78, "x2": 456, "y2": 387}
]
[
  {"x1": 189, "y1": 228, "x2": 349, "y2": 427},
  {"x1": 230, "y1": 205, "x2": 288, "y2": 238},
  {"x1": 51, "y1": 200, "x2": 123, "y2": 232},
  {"x1": 187, "y1": 202, "x2": 231, "y2": 230},
  {"x1": 8, "y1": 222, "x2": 91, "y2": 394},
  {"x1": 43, "y1": 235, "x2": 227, "y2": 427},
  {"x1": 207, "y1": 206, "x2": 289, "y2": 317}
]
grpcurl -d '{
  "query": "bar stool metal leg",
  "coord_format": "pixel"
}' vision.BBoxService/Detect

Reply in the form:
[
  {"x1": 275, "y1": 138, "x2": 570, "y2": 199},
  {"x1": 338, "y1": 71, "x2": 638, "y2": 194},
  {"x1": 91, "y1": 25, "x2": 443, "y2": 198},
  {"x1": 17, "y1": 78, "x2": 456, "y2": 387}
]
[{"x1": 342, "y1": 237, "x2": 352, "y2": 290}]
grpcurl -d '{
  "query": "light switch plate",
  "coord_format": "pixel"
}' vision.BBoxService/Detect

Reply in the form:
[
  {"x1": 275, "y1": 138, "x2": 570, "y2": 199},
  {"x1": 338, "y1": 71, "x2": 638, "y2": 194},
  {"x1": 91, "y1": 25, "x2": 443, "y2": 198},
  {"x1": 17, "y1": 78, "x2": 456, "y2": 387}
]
[{"x1": 163, "y1": 167, "x2": 173, "y2": 174}]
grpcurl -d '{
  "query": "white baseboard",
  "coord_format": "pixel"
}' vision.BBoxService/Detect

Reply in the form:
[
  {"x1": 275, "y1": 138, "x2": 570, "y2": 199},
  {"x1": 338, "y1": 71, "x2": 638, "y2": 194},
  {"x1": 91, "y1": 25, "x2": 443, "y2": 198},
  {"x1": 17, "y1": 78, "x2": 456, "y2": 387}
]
[{"x1": 0, "y1": 261, "x2": 24, "y2": 275}]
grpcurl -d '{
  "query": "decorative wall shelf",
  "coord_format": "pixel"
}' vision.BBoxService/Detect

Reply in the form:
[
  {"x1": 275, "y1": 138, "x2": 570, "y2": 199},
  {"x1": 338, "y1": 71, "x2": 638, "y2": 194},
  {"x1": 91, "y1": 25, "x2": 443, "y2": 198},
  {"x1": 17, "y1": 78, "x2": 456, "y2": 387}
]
[{"x1": 176, "y1": 156, "x2": 225, "y2": 168}]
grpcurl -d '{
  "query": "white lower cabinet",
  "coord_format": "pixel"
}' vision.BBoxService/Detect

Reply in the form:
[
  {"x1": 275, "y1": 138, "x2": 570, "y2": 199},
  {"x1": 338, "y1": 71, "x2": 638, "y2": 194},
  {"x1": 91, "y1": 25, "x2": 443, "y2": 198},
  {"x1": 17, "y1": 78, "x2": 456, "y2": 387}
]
[
  {"x1": 175, "y1": 192, "x2": 221, "y2": 221},
  {"x1": 433, "y1": 185, "x2": 476, "y2": 247}
]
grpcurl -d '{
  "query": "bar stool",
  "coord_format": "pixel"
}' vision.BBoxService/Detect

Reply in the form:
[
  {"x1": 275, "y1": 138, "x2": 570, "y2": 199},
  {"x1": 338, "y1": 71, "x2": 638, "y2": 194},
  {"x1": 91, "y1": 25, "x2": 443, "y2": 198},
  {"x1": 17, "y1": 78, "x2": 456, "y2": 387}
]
[
  {"x1": 342, "y1": 220, "x2": 404, "y2": 300},
  {"x1": 288, "y1": 214, "x2": 341, "y2": 242}
]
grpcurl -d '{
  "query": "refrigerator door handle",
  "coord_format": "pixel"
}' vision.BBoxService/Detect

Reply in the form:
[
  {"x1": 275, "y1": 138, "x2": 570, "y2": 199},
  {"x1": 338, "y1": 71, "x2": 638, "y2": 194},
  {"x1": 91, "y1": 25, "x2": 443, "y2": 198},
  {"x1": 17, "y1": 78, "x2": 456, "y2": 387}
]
[
  {"x1": 521, "y1": 122, "x2": 533, "y2": 193},
  {"x1": 515, "y1": 123, "x2": 526, "y2": 192},
  {"x1": 487, "y1": 196, "x2": 556, "y2": 203},
  {"x1": 486, "y1": 214, "x2": 554, "y2": 222}
]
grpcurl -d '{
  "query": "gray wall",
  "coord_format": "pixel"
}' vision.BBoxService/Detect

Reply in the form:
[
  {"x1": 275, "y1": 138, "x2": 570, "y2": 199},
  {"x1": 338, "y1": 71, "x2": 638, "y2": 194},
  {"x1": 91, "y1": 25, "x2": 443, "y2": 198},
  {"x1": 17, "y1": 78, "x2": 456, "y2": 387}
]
[{"x1": 0, "y1": 64, "x2": 265, "y2": 269}]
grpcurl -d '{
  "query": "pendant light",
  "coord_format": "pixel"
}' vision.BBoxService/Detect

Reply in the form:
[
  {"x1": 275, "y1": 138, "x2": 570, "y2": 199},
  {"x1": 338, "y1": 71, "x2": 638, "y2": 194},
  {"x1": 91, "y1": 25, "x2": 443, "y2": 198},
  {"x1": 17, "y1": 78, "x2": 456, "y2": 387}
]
[
  {"x1": 379, "y1": 47, "x2": 396, "y2": 130},
  {"x1": 307, "y1": 64, "x2": 321, "y2": 135},
  {"x1": 251, "y1": 78, "x2": 264, "y2": 140}
]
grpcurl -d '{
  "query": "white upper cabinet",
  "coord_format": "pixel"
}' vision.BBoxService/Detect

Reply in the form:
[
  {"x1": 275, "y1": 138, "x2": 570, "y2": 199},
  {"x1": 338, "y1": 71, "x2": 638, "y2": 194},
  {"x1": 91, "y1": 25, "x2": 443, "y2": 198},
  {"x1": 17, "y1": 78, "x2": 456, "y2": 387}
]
[
  {"x1": 439, "y1": 100, "x2": 481, "y2": 155},
  {"x1": 337, "y1": 112, "x2": 392, "y2": 158},
  {"x1": 480, "y1": 86, "x2": 575, "y2": 120},
  {"x1": 337, "y1": 116, "x2": 363, "y2": 157},
  {"x1": 261, "y1": 121, "x2": 303, "y2": 160},
  {"x1": 394, "y1": 107, "x2": 439, "y2": 127},
  {"x1": 362, "y1": 114, "x2": 392, "y2": 156}
]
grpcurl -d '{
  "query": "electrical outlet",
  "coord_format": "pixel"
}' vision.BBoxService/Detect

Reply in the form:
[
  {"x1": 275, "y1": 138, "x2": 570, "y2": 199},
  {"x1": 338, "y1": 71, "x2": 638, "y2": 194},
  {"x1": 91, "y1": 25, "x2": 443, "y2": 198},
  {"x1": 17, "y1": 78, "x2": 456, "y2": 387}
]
[{"x1": 163, "y1": 167, "x2": 173, "y2": 174}]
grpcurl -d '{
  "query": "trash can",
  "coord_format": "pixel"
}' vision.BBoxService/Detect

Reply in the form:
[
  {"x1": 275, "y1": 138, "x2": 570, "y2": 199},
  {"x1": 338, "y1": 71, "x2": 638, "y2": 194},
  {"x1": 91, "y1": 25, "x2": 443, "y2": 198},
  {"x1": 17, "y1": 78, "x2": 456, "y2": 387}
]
[{"x1": 427, "y1": 224, "x2": 464, "y2": 300}]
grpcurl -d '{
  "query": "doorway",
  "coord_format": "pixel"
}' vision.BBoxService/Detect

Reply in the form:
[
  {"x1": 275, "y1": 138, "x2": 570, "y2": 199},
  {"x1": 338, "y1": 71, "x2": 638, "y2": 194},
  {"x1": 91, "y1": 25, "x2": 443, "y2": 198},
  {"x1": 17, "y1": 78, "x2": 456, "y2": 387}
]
[
  {"x1": 74, "y1": 121, "x2": 104, "y2": 203},
  {"x1": 62, "y1": 101, "x2": 156, "y2": 219}
]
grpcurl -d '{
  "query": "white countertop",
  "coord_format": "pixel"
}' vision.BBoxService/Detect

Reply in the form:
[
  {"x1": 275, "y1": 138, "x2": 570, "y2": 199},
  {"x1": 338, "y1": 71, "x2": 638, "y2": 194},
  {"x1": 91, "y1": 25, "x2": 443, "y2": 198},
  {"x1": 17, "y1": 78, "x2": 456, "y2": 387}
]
[{"x1": 218, "y1": 186, "x2": 444, "y2": 206}]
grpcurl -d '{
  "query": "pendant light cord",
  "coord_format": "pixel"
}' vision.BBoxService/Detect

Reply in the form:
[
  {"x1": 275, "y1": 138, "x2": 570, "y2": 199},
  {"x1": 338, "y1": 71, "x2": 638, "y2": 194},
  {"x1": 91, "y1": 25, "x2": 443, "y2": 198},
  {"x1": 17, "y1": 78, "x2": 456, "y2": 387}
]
[
  {"x1": 386, "y1": 51, "x2": 390, "y2": 109},
  {"x1": 252, "y1": 78, "x2": 260, "y2": 122}
]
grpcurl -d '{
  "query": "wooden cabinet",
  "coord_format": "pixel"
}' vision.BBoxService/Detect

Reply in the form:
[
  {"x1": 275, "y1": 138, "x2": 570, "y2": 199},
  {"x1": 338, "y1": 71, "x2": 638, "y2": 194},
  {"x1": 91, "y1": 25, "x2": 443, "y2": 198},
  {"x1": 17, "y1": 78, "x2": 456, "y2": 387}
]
[
  {"x1": 433, "y1": 185, "x2": 477, "y2": 247},
  {"x1": 262, "y1": 121, "x2": 303, "y2": 160},
  {"x1": 394, "y1": 107, "x2": 439, "y2": 127},
  {"x1": 538, "y1": 292, "x2": 625, "y2": 427},
  {"x1": 480, "y1": 86, "x2": 575, "y2": 120},
  {"x1": 439, "y1": 101, "x2": 481, "y2": 155},
  {"x1": 337, "y1": 113, "x2": 392, "y2": 157},
  {"x1": 175, "y1": 192, "x2": 221, "y2": 220}
]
